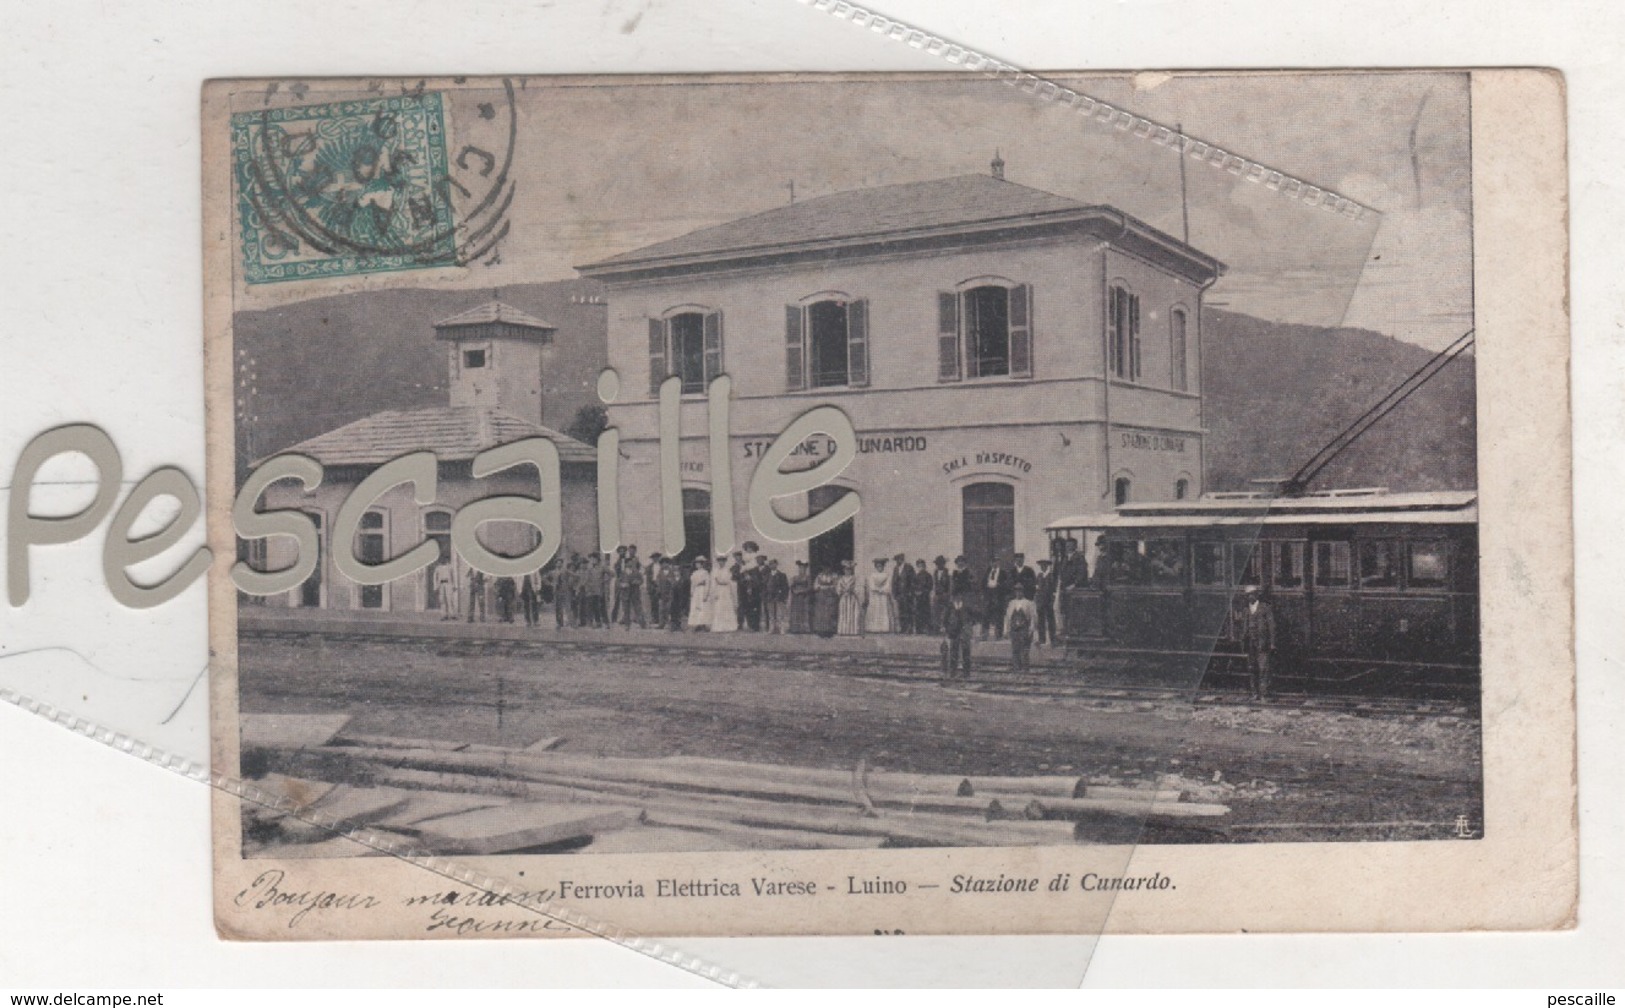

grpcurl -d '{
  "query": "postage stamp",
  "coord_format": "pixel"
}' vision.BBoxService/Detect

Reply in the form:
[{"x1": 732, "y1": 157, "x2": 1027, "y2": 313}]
[
  {"x1": 201, "y1": 70, "x2": 1573, "y2": 943},
  {"x1": 232, "y1": 92, "x2": 457, "y2": 282}
]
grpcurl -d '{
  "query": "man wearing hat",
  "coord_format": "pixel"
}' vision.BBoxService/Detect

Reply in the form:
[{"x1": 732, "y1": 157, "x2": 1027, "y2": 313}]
[
  {"x1": 1238, "y1": 585, "x2": 1278, "y2": 699},
  {"x1": 930, "y1": 555, "x2": 952, "y2": 634},
  {"x1": 892, "y1": 553, "x2": 913, "y2": 634},
  {"x1": 645, "y1": 551, "x2": 664, "y2": 627},
  {"x1": 1034, "y1": 558, "x2": 1058, "y2": 647},
  {"x1": 911, "y1": 558, "x2": 934, "y2": 634},
  {"x1": 764, "y1": 558, "x2": 790, "y2": 634},
  {"x1": 788, "y1": 559, "x2": 813, "y2": 634}
]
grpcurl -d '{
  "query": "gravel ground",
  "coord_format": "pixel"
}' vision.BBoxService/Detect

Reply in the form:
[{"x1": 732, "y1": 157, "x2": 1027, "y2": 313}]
[{"x1": 238, "y1": 635, "x2": 1484, "y2": 844}]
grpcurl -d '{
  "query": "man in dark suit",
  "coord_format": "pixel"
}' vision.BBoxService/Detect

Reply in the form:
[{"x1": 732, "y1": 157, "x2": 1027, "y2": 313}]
[
  {"x1": 1035, "y1": 558, "x2": 1058, "y2": 647},
  {"x1": 892, "y1": 553, "x2": 913, "y2": 634},
  {"x1": 931, "y1": 556, "x2": 952, "y2": 633},
  {"x1": 1238, "y1": 585, "x2": 1279, "y2": 699},
  {"x1": 940, "y1": 594, "x2": 974, "y2": 682},
  {"x1": 981, "y1": 554, "x2": 1013, "y2": 640}
]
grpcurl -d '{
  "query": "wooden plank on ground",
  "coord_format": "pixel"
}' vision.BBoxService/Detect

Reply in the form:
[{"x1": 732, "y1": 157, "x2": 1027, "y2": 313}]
[
  {"x1": 411, "y1": 802, "x2": 644, "y2": 856},
  {"x1": 242, "y1": 713, "x2": 352, "y2": 750}
]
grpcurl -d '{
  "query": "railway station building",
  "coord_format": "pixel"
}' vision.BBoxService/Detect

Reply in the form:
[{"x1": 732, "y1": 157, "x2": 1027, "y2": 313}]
[
  {"x1": 578, "y1": 162, "x2": 1224, "y2": 572},
  {"x1": 252, "y1": 301, "x2": 599, "y2": 612}
]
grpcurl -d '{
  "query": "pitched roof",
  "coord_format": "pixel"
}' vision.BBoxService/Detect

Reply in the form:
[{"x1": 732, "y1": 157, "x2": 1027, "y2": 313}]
[
  {"x1": 583, "y1": 174, "x2": 1080, "y2": 267},
  {"x1": 433, "y1": 301, "x2": 556, "y2": 331},
  {"x1": 269, "y1": 407, "x2": 594, "y2": 467}
]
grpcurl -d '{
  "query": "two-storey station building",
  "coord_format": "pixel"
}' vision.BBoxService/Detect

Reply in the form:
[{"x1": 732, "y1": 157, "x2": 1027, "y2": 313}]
[{"x1": 578, "y1": 162, "x2": 1224, "y2": 572}]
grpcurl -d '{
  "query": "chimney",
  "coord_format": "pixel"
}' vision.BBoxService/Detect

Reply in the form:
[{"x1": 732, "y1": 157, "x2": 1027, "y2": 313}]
[{"x1": 990, "y1": 149, "x2": 1005, "y2": 180}]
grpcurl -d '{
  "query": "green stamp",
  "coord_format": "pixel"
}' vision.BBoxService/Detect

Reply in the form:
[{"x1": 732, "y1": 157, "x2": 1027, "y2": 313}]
[{"x1": 232, "y1": 93, "x2": 457, "y2": 284}]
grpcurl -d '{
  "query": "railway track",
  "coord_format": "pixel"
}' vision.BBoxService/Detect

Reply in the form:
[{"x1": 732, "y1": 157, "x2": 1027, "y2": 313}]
[{"x1": 240, "y1": 626, "x2": 1478, "y2": 721}]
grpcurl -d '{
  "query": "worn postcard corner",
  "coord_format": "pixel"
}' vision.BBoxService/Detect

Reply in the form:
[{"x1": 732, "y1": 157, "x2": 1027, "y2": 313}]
[{"x1": 202, "y1": 69, "x2": 1574, "y2": 942}]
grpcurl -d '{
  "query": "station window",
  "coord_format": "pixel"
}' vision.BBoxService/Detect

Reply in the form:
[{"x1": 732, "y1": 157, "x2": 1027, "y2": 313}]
[
  {"x1": 1270, "y1": 541, "x2": 1306, "y2": 589},
  {"x1": 463, "y1": 348, "x2": 487, "y2": 369},
  {"x1": 1114, "y1": 477, "x2": 1131, "y2": 507},
  {"x1": 786, "y1": 298, "x2": 869, "y2": 390},
  {"x1": 1174, "y1": 477, "x2": 1189, "y2": 501},
  {"x1": 357, "y1": 510, "x2": 387, "y2": 610},
  {"x1": 1313, "y1": 541, "x2": 1352, "y2": 588},
  {"x1": 1170, "y1": 308, "x2": 1189, "y2": 391},
  {"x1": 1358, "y1": 541, "x2": 1400, "y2": 589},
  {"x1": 1193, "y1": 542, "x2": 1226, "y2": 586},
  {"x1": 650, "y1": 310, "x2": 724, "y2": 395},
  {"x1": 937, "y1": 283, "x2": 1033, "y2": 381},
  {"x1": 1109, "y1": 284, "x2": 1141, "y2": 381},
  {"x1": 1231, "y1": 541, "x2": 1262, "y2": 586},
  {"x1": 1407, "y1": 542, "x2": 1449, "y2": 590}
]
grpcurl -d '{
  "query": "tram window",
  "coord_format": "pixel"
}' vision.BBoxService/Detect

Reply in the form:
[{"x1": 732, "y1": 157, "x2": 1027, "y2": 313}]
[
  {"x1": 1358, "y1": 541, "x2": 1399, "y2": 588},
  {"x1": 1193, "y1": 542, "x2": 1226, "y2": 586},
  {"x1": 1231, "y1": 542, "x2": 1262, "y2": 586},
  {"x1": 1270, "y1": 541, "x2": 1306, "y2": 589},
  {"x1": 1145, "y1": 540, "x2": 1185, "y2": 586},
  {"x1": 1408, "y1": 542, "x2": 1449, "y2": 589},
  {"x1": 1314, "y1": 541, "x2": 1352, "y2": 587},
  {"x1": 1105, "y1": 541, "x2": 1143, "y2": 584}
]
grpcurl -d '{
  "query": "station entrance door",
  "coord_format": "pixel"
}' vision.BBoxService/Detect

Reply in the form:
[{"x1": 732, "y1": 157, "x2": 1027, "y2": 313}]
[{"x1": 807, "y1": 485, "x2": 855, "y2": 576}]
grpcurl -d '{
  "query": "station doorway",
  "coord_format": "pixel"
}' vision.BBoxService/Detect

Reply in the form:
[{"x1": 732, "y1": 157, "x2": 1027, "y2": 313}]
[
  {"x1": 962, "y1": 481, "x2": 1015, "y2": 571},
  {"x1": 807, "y1": 485, "x2": 855, "y2": 575},
  {"x1": 677, "y1": 487, "x2": 712, "y2": 564}
]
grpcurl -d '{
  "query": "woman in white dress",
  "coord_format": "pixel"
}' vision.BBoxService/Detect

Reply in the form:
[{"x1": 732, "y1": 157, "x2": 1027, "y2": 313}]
[
  {"x1": 709, "y1": 555, "x2": 739, "y2": 633},
  {"x1": 687, "y1": 558, "x2": 712, "y2": 631},
  {"x1": 863, "y1": 557, "x2": 896, "y2": 634}
]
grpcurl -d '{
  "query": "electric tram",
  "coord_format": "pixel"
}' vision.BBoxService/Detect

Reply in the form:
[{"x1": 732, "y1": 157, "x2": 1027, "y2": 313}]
[{"x1": 1044, "y1": 488, "x2": 1479, "y2": 680}]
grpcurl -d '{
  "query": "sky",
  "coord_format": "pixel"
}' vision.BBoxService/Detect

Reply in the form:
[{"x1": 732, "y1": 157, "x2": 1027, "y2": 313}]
[{"x1": 236, "y1": 71, "x2": 1473, "y2": 351}]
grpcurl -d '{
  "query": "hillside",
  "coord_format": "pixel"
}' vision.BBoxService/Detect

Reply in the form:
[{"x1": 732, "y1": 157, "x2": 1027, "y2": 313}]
[
  {"x1": 232, "y1": 278, "x2": 610, "y2": 464},
  {"x1": 1200, "y1": 309, "x2": 1476, "y2": 492},
  {"x1": 232, "y1": 293, "x2": 1476, "y2": 494}
]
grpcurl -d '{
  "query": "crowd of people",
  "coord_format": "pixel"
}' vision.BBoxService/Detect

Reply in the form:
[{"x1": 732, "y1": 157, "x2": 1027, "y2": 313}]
[{"x1": 432, "y1": 538, "x2": 1096, "y2": 674}]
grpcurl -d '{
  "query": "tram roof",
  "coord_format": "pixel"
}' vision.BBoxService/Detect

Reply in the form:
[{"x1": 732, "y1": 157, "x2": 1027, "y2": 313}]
[{"x1": 1045, "y1": 490, "x2": 1478, "y2": 530}]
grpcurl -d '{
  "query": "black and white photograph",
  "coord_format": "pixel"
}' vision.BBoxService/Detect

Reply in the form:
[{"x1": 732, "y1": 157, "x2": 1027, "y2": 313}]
[{"x1": 224, "y1": 72, "x2": 1481, "y2": 863}]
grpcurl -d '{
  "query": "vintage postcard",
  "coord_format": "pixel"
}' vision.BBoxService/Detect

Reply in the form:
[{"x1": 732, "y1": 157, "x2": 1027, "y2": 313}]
[{"x1": 203, "y1": 70, "x2": 1573, "y2": 940}]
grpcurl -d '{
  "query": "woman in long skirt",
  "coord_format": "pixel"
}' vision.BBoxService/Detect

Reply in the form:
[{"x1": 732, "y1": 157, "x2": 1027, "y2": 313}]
[
  {"x1": 836, "y1": 560, "x2": 863, "y2": 636},
  {"x1": 709, "y1": 555, "x2": 739, "y2": 633},
  {"x1": 787, "y1": 559, "x2": 813, "y2": 634},
  {"x1": 862, "y1": 557, "x2": 896, "y2": 634},
  {"x1": 811, "y1": 569, "x2": 840, "y2": 638},
  {"x1": 687, "y1": 558, "x2": 712, "y2": 631}
]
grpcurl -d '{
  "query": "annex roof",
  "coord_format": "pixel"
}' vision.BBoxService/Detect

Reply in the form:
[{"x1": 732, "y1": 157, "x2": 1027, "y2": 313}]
[
  {"x1": 1046, "y1": 490, "x2": 1478, "y2": 530},
  {"x1": 432, "y1": 300, "x2": 556, "y2": 332},
  {"x1": 578, "y1": 173, "x2": 1223, "y2": 283},
  {"x1": 266, "y1": 406, "x2": 594, "y2": 468}
]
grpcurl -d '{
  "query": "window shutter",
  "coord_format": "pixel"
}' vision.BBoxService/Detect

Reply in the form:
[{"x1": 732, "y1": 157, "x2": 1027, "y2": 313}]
[
  {"x1": 703, "y1": 311, "x2": 724, "y2": 384},
  {"x1": 847, "y1": 298, "x2": 870, "y2": 388},
  {"x1": 1108, "y1": 287, "x2": 1121, "y2": 377},
  {"x1": 1129, "y1": 293, "x2": 1142, "y2": 381},
  {"x1": 647, "y1": 317, "x2": 667, "y2": 396},
  {"x1": 1008, "y1": 284, "x2": 1032, "y2": 378},
  {"x1": 937, "y1": 291, "x2": 961, "y2": 382},
  {"x1": 785, "y1": 305, "x2": 805, "y2": 392}
]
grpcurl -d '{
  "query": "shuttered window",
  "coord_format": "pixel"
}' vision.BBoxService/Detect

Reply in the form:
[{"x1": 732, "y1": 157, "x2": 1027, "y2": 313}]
[
  {"x1": 1008, "y1": 283, "x2": 1032, "y2": 378},
  {"x1": 653, "y1": 310, "x2": 723, "y2": 395},
  {"x1": 1171, "y1": 308, "x2": 1188, "y2": 390},
  {"x1": 648, "y1": 318, "x2": 667, "y2": 396},
  {"x1": 784, "y1": 305, "x2": 805, "y2": 392},
  {"x1": 702, "y1": 311, "x2": 723, "y2": 386},
  {"x1": 846, "y1": 298, "x2": 869, "y2": 387},
  {"x1": 1109, "y1": 285, "x2": 1141, "y2": 381},
  {"x1": 937, "y1": 291, "x2": 961, "y2": 382}
]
